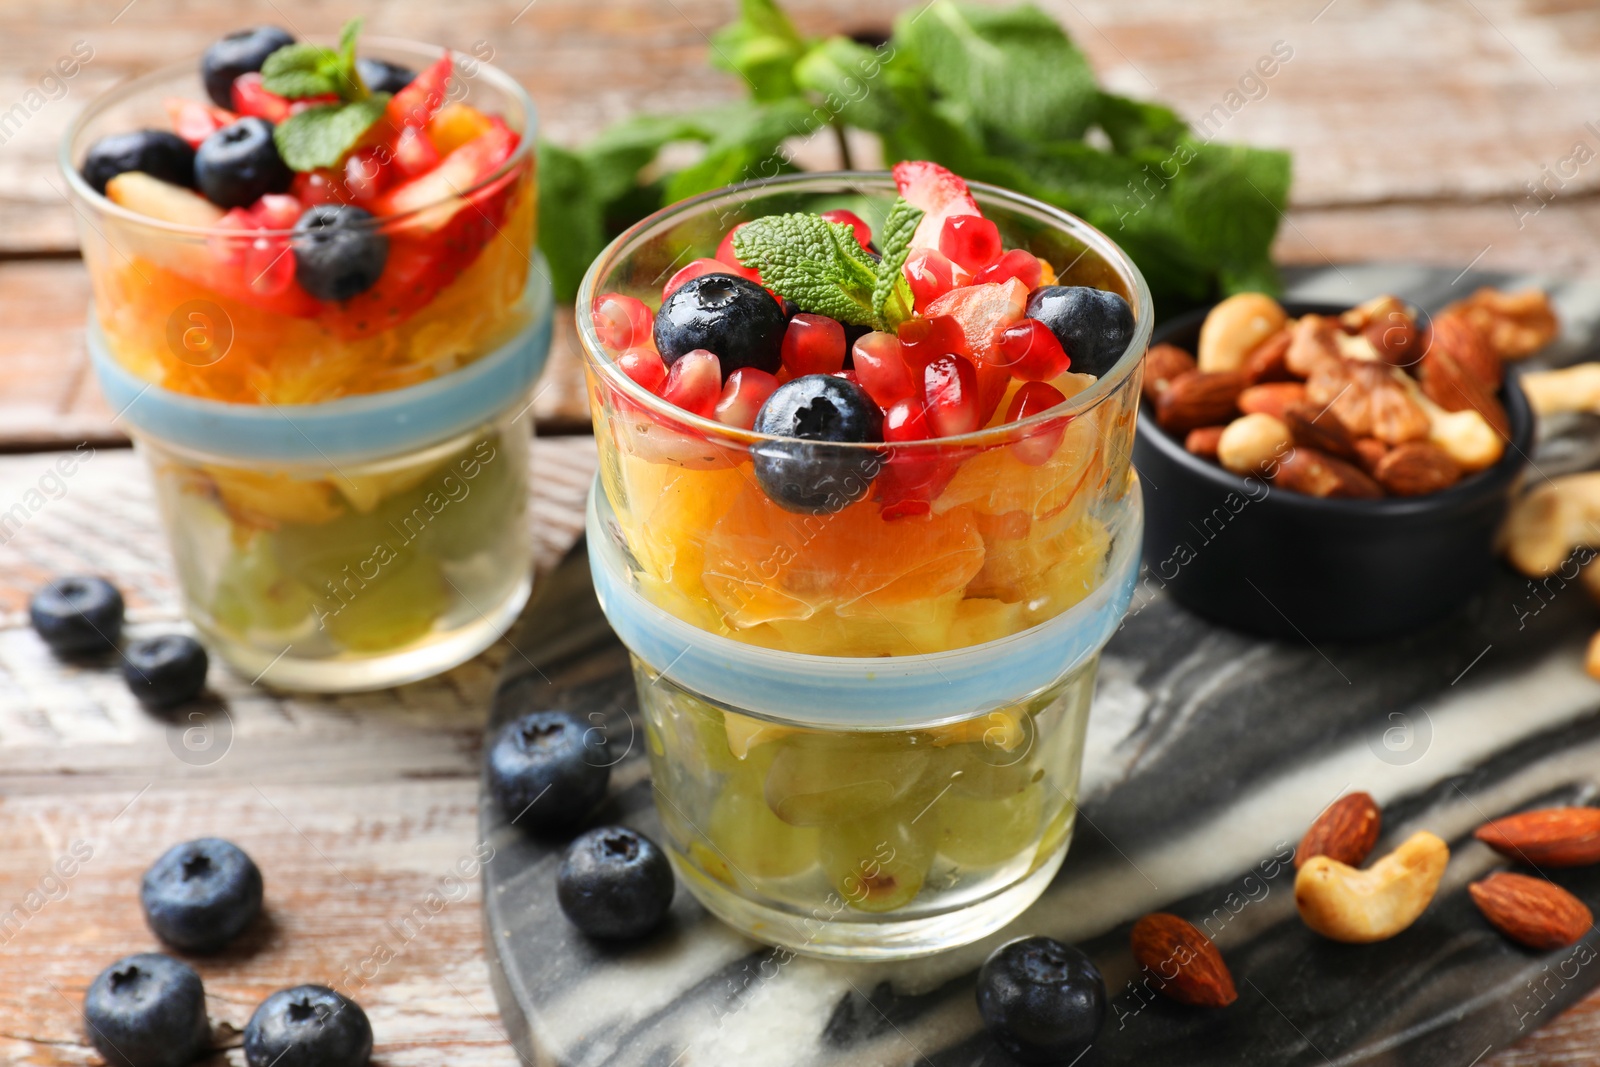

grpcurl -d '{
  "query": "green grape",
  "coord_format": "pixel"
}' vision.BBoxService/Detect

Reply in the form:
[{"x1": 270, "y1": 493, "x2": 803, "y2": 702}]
[
  {"x1": 1030, "y1": 799, "x2": 1077, "y2": 874},
  {"x1": 212, "y1": 537, "x2": 315, "y2": 634},
  {"x1": 763, "y1": 733, "x2": 931, "y2": 827},
  {"x1": 707, "y1": 773, "x2": 821, "y2": 882},
  {"x1": 272, "y1": 503, "x2": 401, "y2": 592},
  {"x1": 820, "y1": 806, "x2": 936, "y2": 913},
  {"x1": 935, "y1": 782, "x2": 1045, "y2": 868},
  {"x1": 947, "y1": 741, "x2": 1044, "y2": 800},
  {"x1": 424, "y1": 435, "x2": 523, "y2": 561},
  {"x1": 320, "y1": 551, "x2": 446, "y2": 653}
]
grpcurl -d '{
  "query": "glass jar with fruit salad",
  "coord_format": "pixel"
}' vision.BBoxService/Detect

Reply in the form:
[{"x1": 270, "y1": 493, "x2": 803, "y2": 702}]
[
  {"x1": 61, "y1": 25, "x2": 548, "y2": 691},
  {"x1": 579, "y1": 165, "x2": 1152, "y2": 958}
]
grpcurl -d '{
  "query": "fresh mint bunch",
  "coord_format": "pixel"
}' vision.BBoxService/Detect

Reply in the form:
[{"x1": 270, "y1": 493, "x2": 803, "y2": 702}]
[
  {"x1": 262, "y1": 19, "x2": 392, "y2": 171},
  {"x1": 732, "y1": 198, "x2": 921, "y2": 333}
]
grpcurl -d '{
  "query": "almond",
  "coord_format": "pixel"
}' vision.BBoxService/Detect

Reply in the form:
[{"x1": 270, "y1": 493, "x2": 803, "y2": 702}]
[
  {"x1": 1243, "y1": 328, "x2": 1294, "y2": 384},
  {"x1": 1129, "y1": 913, "x2": 1238, "y2": 1007},
  {"x1": 1475, "y1": 807, "x2": 1600, "y2": 867},
  {"x1": 1283, "y1": 402, "x2": 1359, "y2": 460},
  {"x1": 1296, "y1": 792, "x2": 1381, "y2": 870},
  {"x1": 1374, "y1": 441, "x2": 1461, "y2": 496},
  {"x1": 1352, "y1": 437, "x2": 1389, "y2": 474},
  {"x1": 1185, "y1": 425, "x2": 1226, "y2": 460},
  {"x1": 1273, "y1": 446, "x2": 1383, "y2": 499},
  {"x1": 1469, "y1": 872, "x2": 1592, "y2": 950},
  {"x1": 1144, "y1": 343, "x2": 1198, "y2": 403},
  {"x1": 1156, "y1": 370, "x2": 1246, "y2": 434},
  {"x1": 1238, "y1": 382, "x2": 1307, "y2": 421},
  {"x1": 1426, "y1": 312, "x2": 1502, "y2": 389}
]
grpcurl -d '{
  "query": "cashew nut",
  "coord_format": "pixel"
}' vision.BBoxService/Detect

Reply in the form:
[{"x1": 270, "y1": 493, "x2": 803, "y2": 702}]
[
  {"x1": 1217, "y1": 413, "x2": 1292, "y2": 476},
  {"x1": 1521, "y1": 363, "x2": 1600, "y2": 417},
  {"x1": 1503, "y1": 472, "x2": 1600, "y2": 576},
  {"x1": 1198, "y1": 293, "x2": 1287, "y2": 373},
  {"x1": 1294, "y1": 831, "x2": 1449, "y2": 943}
]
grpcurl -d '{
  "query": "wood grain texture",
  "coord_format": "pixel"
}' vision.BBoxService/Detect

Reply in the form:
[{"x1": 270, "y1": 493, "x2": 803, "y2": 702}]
[{"x1": 0, "y1": 437, "x2": 594, "y2": 1067}]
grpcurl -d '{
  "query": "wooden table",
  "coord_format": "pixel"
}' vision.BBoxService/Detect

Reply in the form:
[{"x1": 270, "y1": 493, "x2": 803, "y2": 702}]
[{"x1": 1, "y1": 1, "x2": 1597, "y2": 1063}]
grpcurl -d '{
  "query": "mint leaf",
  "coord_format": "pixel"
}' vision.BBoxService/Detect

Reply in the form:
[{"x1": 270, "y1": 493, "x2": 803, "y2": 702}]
[
  {"x1": 339, "y1": 17, "x2": 363, "y2": 73},
  {"x1": 872, "y1": 198, "x2": 922, "y2": 328},
  {"x1": 733, "y1": 214, "x2": 881, "y2": 328},
  {"x1": 273, "y1": 96, "x2": 389, "y2": 171},
  {"x1": 261, "y1": 43, "x2": 345, "y2": 99},
  {"x1": 711, "y1": 0, "x2": 808, "y2": 101},
  {"x1": 537, "y1": 142, "x2": 607, "y2": 304}
]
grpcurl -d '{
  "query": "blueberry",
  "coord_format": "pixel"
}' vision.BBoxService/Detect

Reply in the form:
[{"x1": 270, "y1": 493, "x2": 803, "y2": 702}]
[
  {"x1": 83, "y1": 953, "x2": 210, "y2": 1067},
  {"x1": 81, "y1": 131, "x2": 195, "y2": 196},
  {"x1": 201, "y1": 26, "x2": 295, "y2": 108},
  {"x1": 244, "y1": 985, "x2": 372, "y2": 1067},
  {"x1": 653, "y1": 273, "x2": 786, "y2": 377},
  {"x1": 557, "y1": 826, "x2": 675, "y2": 940},
  {"x1": 1025, "y1": 285, "x2": 1135, "y2": 377},
  {"x1": 751, "y1": 374, "x2": 883, "y2": 514},
  {"x1": 356, "y1": 57, "x2": 416, "y2": 94},
  {"x1": 487, "y1": 710, "x2": 610, "y2": 834},
  {"x1": 291, "y1": 205, "x2": 390, "y2": 302},
  {"x1": 976, "y1": 936, "x2": 1105, "y2": 1065},
  {"x1": 194, "y1": 117, "x2": 292, "y2": 209},
  {"x1": 122, "y1": 635, "x2": 209, "y2": 708},
  {"x1": 141, "y1": 838, "x2": 263, "y2": 954},
  {"x1": 31, "y1": 575, "x2": 124, "y2": 655}
]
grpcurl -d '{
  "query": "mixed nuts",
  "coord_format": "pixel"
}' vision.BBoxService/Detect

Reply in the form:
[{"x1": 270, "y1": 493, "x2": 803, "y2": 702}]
[{"x1": 1146, "y1": 287, "x2": 1558, "y2": 498}]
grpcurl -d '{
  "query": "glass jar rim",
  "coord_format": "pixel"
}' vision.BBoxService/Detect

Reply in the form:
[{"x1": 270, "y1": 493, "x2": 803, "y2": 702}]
[
  {"x1": 58, "y1": 35, "x2": 537, "y2": 237},
  {"x1": 575, "y1": 171, "x2": 1155, "y2": 451}
]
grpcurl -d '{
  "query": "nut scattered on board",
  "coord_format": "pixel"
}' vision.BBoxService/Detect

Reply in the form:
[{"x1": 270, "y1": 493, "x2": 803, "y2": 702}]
[
  {"x1": 1198, "y1": 293, "x2": 1288, "y2": 373},
  {"x1": 1522, "y1": 363, "x2": 1600, "y2": 417},
  {"x1": 1156, "y1": 370, "x2": 1246, "y2": 434},
  {"x1": 1294, "y1": 831, "x2": 1449, "y2": 943},
  {"x1": 1502, "y1": 472, "x2": 1600, "y2": 576},
  {"x1": 1217, "y1": 413, "x2": 1291, "y2": 477},
  {"x1": 1296, "y1": 792, "x2": 1382, "y2": 870},
  {"x1": 1474, "y1": 807, "x2": 1600, "y2": 867},
  {"x1": 1469, "y1": 872, "x2": 1592, "y2": 951},
  {"x1": 1129, "y1": 913, "x2": 1238, "y2": 1007},
  {"x1": 1272, "y1": 447, "x2": 1382, "y2": 499},
  {"x1": 1374, "y1": 442, "x2": 1462, "y2": 497}
]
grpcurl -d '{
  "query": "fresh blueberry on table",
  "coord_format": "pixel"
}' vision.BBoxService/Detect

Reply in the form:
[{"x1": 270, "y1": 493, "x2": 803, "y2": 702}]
[
  {"x1": 1025, "y1": 285, "x2": 1135, "y2": 378},
  {"x1": 291, "y1": 205, "x2": 390, "y2": 302},
  {"x1": 244, "y1": 985, "x2": 372, "y2": 1067},
  {"x1": 201, "y1": 26, "x2": 295, "y2": 108},
  {"x1": 81, "y1": 131, "x2": 196, "y2": 196},
  {"x1": 487, "y1": 710, "x2": 610, "y2": 834},
  {"x1": 83, "y1": 953, "x2": 210, "y2": 1067},
  {"x1": 122, "y1": 634, "x2": 209, "y2": 708},
  {"x1": 653, "y1": 273, "x2": 787, "y2": 376},
  {"x1": 30, "y1": 575, "x2": 124, "y2": 655},
  {"x1": 557, "y1": 825, "x2": 675, "y2": 940},
  {"x1": 976, "y1": 936, "x2": 1106, "y2": 1065},
  {"x1": 356, "y1": 56, "x2": 416, "y2": 94},
  {"x1": 141, "y1": 837, "x2": 264, "y2": 954},
  {"x1": 194, "y1": 117, "x2": 293, "y2": 209},
  {"x1": 751, "y1": 374, "x2": 884, "y2": 514}
]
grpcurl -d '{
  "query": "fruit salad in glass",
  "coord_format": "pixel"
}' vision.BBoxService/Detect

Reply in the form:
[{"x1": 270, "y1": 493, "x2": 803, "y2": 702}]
[
  {"x1": 63, "y1": 24, "x2": 545, "y2": 690},
  {"x1": 580, "y1": 164, "x2": 1150, "y2": 957}
]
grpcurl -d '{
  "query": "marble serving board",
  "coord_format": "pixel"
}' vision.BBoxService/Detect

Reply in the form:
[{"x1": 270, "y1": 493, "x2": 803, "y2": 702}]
[{"x1": 481, "y1": 266, "x2": 1600, "y2": 1066}]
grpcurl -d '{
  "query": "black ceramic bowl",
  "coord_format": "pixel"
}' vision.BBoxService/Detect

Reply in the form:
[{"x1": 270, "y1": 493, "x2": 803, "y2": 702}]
[{"x1": 1132, "y1": 301, "x2": 1533, "y2": 642}]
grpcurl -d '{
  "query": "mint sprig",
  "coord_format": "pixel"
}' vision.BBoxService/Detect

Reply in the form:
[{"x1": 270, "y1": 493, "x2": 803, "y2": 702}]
[
  {"x1": 263, "y1": 18, "x2": 392, "y2": 172},
  {"x1": 732, "y1": 198, "x2": 922, "y2": 333}
]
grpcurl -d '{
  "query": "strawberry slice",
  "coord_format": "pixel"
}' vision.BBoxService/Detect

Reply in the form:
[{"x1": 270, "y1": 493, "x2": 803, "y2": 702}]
[
  {"x1": 165, "y1": 98, "x2": 237, "y2": 148},
  {"x1": 231, "y1": 73, "x2": 337, "y2": 123},
  {"x1": 892, "y1": 160, "x2": 982, "y2": 250},
  {"x1": 924, "y1": 279, "x2": 1029, "y2": 363},
  {"x1": 370, "y1": 119, "x2": 518, "y2": 225},
  {"x1": 385, "y1": 52, "x2": 452, "y2": 132}
]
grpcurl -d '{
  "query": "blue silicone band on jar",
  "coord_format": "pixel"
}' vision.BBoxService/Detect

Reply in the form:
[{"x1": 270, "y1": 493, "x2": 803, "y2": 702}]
[
  {"x1": 586, "y1": 478, "x2": 1143, "y2": 730},
  {"x1": 87, "y1": 257, "x2": 553, "y2": 465}
]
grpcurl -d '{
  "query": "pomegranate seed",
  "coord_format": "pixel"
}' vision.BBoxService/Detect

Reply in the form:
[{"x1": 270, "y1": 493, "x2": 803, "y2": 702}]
[
  {"x1": 939, "y1": 214, "x2": 1002, "y2": 274},
  {"x1": 884, "y1": 398, "x2": 933, "y2": 442},
  {"x1": 781, "y1": 314, "x2": 847, "y2": 376},
  {"x1": 1007, "y1": 382, "x2": 1069, "y2": 465},
  {"x1": 392, "y1": 125, "x2": 441, "y2": 179},
  {"x1": 208, "y1": 209, "x2": 253, "y2": 266},
  {"x1": 897, "y1": 314, "x2": 969, "y2": 372},
  {"x1": 975, "y1": 360, "x2": 1013, "y2": 427},
  {"x1": 991, "y1": 319, "x2": 1072, "y2": 381},
  {"x1": 663, "y1": 258, "x2": 729, "y2": 302},
  {"x1": 251, "y1": 194, "x2": 303, "y2": 230},
  {"x1": 974, "y1": 249, "x2": 1043, "y2": 290},
  {"x1": 593, "y1": 294, "x2": 654, "y2": 352},
  {"x1": 713, "y1": 367, "x2": 780, "y2": 428},
  {"x1": 662, "y1": 349, "x2": 722, "y2": 418},
  {"x1": 343, "y1": 147, "x2": 394, "y2": 205},
  {"x1": 924, "y1": 354, "x2": 980, "y2": 437},
  {"x1": 820, "y1": 209, "x2": 874, "y2": 250},
  {"x1": 618, "y1": 347, "x2": 667, "y2": 394},
  {"x1": 852, "y1": 332, "x2": 916, "y2": 408},
  {"x1": 291, "y1": 170, "x2": 350, "y2": 207},
  {"x1": 244, "y1": 235, "x2": 295, "y2": 296},
  {"x1": 715, "y1": 223, "x2": 764, "y2": 285},
  {"x1": 903, "y1": 247, "x2": 970, "y2": 312},
  {"x1": 877, "y1": 398, "x2": 964, "y2": 519}
]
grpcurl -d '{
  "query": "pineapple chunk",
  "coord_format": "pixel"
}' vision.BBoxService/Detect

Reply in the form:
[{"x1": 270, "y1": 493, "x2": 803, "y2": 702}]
[{"x1": 106, "y1": 172, "x2": 224, "y2": 227}]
